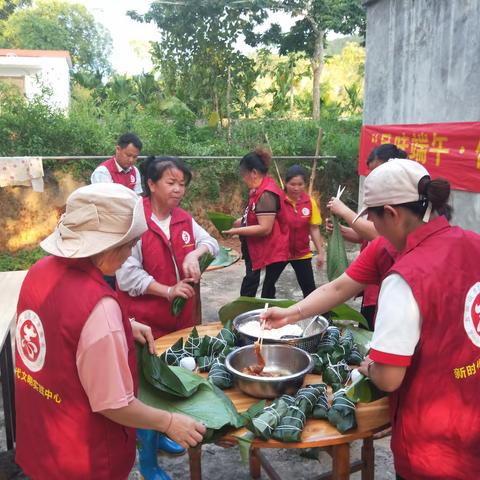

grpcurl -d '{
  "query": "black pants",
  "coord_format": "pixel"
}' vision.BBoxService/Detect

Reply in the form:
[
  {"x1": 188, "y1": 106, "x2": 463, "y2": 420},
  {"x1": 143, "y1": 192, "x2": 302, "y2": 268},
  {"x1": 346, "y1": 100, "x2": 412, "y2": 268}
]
[
  {"x1": 240, "y1": 239, "x2": 316, "y2": 299},
  {"x1": 261, "y1": 258, "x2": 316, "y2": 299},
  {"x1": 240, "y1": 239, "x2": 296, "y2": 299}
]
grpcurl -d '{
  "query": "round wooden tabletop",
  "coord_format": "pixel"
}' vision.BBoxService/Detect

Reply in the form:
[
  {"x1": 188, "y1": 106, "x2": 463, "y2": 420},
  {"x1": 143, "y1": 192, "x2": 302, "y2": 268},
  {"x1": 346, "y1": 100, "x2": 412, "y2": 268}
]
[{"x1": 154, "y1": 323, "x2": 390, "y2": 449}]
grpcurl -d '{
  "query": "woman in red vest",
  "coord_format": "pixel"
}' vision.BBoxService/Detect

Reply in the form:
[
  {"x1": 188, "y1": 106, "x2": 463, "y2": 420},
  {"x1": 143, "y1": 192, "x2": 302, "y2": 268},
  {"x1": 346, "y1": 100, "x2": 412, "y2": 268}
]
[
  {"x1": 223, "y1": 147, "x2": 289, "y2": 298},
  {"x1": 327, "y1": 143, "x2": 407, "y2": 329},
  {"x1": 116, "y1": 156, "x2": 218, "y2": 479},
  {"x1": 263, "y1": 164, "x2": 325, "y2": 298},
  {"x1": 15, "y1": 183, "x2": 206, "y2": 480},
  {"x1": 265, "y1": 159, "x2": 480, "y2": 479}
]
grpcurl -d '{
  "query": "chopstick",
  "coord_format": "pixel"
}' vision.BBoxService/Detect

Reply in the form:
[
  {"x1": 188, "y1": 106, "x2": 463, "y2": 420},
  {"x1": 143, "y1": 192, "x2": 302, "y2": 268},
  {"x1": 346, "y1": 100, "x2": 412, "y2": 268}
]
[{"x1": 259, "y1": 302, "x2": 269, "y2": 348}]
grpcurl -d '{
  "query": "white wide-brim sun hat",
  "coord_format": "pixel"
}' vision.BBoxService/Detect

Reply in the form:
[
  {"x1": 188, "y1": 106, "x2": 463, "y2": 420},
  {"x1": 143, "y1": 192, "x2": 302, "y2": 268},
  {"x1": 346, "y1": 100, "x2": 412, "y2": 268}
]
[{"x1": 41, "y1": 183, "x2": 147, "y2": 258}]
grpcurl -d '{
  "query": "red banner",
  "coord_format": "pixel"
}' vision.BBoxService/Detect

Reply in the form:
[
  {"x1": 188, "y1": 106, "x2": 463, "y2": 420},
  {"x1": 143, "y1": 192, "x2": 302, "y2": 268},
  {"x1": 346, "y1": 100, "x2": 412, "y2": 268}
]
[{"x1": 358, "y1": 122, "x2": 480, "y2": 193}]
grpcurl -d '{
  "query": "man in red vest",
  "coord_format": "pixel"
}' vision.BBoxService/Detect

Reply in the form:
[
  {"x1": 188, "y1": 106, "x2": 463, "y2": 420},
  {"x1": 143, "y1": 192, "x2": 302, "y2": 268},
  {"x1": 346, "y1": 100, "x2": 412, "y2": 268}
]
[{"x1": 91, "y1": 132, "x2": 143, "y2": 193}]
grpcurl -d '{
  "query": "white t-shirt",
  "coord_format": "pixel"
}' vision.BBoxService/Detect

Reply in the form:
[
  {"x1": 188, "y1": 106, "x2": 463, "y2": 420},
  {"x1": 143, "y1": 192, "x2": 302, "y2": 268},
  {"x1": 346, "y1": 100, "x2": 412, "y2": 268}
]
[{"x1": 369, "y1": 273, "x2": 422, "y2": 366}]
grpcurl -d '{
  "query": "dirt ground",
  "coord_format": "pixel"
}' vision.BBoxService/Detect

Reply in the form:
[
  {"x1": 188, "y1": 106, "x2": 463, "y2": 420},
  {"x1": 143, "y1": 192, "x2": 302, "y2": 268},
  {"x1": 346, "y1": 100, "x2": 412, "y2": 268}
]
[{"x1": 0, "y1": 240, "x2": 395, "y2": 480}]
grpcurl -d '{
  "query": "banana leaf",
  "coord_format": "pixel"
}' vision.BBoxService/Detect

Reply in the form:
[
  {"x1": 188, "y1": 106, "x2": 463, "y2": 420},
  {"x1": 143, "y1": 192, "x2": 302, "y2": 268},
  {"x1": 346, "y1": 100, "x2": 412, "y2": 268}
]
[
  {"x1": 208, "y1": 360, "x2": 233, "y2": 389},
  {"x1": 171, "y1": 252, "x2": 216, "y2": 316},
  {"x1": 295, "y1": 385, "x2": 324, "y2": 417},
  {"x1": 142, "y1": 345, "x2": 204, "y2": 398},
  {"x1": 346, "y1": 373, "x2": 387, "y2": 403},
  {"x1": 322, "y1": 358, "x2": 350, "y2": 387},
  {"x1": 326, "y1": 215, "x2": 349, "y2": 282},
  {"x1": 317, "y1": 326, "x2": 341, "y2": 354},
  {"x1": 160, "y1": 337, "x2": 187, "y2": 366},
  {"x1": 341, "y1": 325, "x2": 373, "y2": 356},
  {"x1": 330, "y1": 303, "x2": 369, "y2": 329},
  {"x1": 216, "y1": 320, "x2": 236, "y2": 347},
  {"x1": 197, "y1": 355, "x2": 216, "y2": 372},
  {"x1": 347, "y1": 347, "x2": 364, "y2": 365},
  {"x1": 138, "y1": 344, "x2": 254, "y2": 442},
  {"x1": 310, "y1": 353, "x2": 325, "y2": 374},
  {"x1": 271, "y1": 385, "x2": 323, "y2": 442},
  {"x1": 312, "y1": 384, "x2": 329, "y2": 419},
  {"x1": 207, "y1": 211, "x2": 236, "y2": 234},
  {"x1": 271, "y1": 403, "x2": 307, "y2": 442},
  {"x1": 327, "y1": 389, "x2": 357, "y2": 433},
  {"x1": 199, "y1": 335, "x2": 228, "y2": 357},
  {"x1": 246, "y1": 396, "x2": 292, "y2": 440},
  {"x1": 218, "y1": 296, "x2": 296, "y2": 325},
  {"x1": 184, "y1": 327, "x2": 201, "y2": 357}
]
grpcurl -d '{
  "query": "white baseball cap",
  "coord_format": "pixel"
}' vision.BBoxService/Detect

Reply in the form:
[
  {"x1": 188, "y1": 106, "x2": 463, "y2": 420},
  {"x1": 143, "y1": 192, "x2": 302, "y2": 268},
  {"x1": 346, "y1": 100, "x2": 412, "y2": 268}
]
[{"x1": 353, "y1": 159, "x2": 431, "y2": 223}]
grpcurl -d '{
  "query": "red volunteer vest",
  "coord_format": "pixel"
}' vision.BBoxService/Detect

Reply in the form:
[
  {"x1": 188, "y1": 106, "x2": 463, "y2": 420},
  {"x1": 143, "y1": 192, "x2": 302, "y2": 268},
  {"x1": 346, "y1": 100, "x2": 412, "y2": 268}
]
[
  {"x1": 15, "y1": 256, "x2": 137, "y2": 480},
  {"x1": 246, "y1": 175, "x2": 290, "y2": 270},
  {"x1": 101, "y1": 157, "x2": 137, "y2": 190},
  {"x1": 117, "y1": 197, "x2": 196, "y2": 339},
  {"x1": 284, "y1": 192, "x2": 313, "y2": 259},
  {"x1": 386, "y1": 217, "x2": 480, "y2": 479}
]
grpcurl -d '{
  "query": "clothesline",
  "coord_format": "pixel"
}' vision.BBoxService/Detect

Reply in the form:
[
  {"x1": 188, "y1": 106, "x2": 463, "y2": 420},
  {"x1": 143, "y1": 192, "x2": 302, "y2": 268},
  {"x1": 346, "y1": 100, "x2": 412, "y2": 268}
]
[{"x1": 37, "y1": 155, "x2": 336, "y2": 161}]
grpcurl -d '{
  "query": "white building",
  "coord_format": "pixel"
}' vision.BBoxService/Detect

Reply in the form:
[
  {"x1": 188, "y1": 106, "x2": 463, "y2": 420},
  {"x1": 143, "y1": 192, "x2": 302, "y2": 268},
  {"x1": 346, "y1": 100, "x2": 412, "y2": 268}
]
[{"x1": 0, "y1": 49, "x2": 72, "y2": 110}]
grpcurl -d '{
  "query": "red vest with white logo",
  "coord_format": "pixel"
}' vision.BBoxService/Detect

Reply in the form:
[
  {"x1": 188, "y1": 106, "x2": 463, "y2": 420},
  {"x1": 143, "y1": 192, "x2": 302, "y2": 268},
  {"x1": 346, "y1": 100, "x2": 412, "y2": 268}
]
[
  {"x1": 385, "y1": 217, "x2": 480, "y2": 479},
  {"x1": 284, "y1": 192, "x2": 313, "y2": 259},
  {"x1": 117, "y1": 197, "x2": 196, "y2": 339},
  {"x1": 246, "y1": 175, "x2": 289, "y2": 270},
  {"x1": 101, "y1": 157, "x2": 137, "y2": 190},
  {"x1": 15, "y1": 256, "x2": 137, "y2": 480}
]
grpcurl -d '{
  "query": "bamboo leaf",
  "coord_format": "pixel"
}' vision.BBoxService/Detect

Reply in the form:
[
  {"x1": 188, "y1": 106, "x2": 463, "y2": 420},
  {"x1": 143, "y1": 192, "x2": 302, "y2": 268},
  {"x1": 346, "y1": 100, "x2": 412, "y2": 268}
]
[
  {"x1": 326, "y1": 216, "x2": 349, "y2": 281},
  {"x1": 218, "y1": 296, "x2": 296, "y2": 325},
  {"x1": 330, "y1": 303, "x2": 369, "y2": 329}
]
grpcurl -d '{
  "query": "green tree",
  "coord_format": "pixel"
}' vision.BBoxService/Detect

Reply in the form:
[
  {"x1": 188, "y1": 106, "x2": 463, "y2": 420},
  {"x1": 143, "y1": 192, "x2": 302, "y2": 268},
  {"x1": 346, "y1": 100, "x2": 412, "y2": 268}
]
[
  {"x1": 249, "y1": 0, "x2": 365, "y2": 120},
  {"x1": 0, "y1": 0, "x2": 31, "y2": 20},
  {"x1": 0, "y1": 0, "x2": 112, "y2": 75},
  {"x1": 129, "y1": 0, "x2": 268, "y2": 119}
]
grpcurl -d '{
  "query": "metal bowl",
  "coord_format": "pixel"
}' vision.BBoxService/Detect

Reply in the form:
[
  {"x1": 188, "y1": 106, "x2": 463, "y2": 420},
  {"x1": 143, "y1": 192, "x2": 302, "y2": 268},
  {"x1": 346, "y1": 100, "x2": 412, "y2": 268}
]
[
  {"x1": 225, "y1": 344, "x2": 314, "y2": 399},
  {"x1": 233, "y1": 309, "x2": 328, "y2": 353}
]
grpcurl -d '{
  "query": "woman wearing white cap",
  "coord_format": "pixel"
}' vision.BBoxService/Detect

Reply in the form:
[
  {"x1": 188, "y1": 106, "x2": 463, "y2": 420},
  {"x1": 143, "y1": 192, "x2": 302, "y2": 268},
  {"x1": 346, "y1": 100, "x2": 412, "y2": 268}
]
[
  {"x1": 263, "y1": 159, "x2": 480, "y2": 478},
  {"x1": 15, "y1": 183, "x2": 206, "y2": 480}
]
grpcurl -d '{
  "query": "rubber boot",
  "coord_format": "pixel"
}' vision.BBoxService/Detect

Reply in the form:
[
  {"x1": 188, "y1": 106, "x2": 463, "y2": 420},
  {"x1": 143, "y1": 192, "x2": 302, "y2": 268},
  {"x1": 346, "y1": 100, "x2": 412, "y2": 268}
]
[
  {"x1": 157, "y1": 433, "x2": 186, "y2": 455},
  {"x1": 137, "y1": 429, "x2": 172, "y2": 480}
]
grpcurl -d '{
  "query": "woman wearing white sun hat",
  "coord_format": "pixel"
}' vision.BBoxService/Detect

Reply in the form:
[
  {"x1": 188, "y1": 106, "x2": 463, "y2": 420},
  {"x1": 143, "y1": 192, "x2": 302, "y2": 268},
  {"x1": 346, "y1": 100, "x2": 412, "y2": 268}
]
[{"x1": 15, "y1": 183, "x2": 205, "y2": 480}]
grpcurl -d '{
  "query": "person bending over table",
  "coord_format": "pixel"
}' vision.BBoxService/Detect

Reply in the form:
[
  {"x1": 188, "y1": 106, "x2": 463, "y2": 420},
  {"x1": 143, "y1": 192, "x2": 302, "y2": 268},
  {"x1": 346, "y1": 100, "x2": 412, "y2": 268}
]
[
  {"x1": 15, "y1": 184, "x2": 205, "y2": 480},
  {"x1": 263, "y1": 159, "x2": 480, "y2": 479},
  {"x1": 223, "y1": 147, "x2": 289, "y2": 299},
  {"x1": 116, "y1": 156, "x2": 218, "y2": 480}
]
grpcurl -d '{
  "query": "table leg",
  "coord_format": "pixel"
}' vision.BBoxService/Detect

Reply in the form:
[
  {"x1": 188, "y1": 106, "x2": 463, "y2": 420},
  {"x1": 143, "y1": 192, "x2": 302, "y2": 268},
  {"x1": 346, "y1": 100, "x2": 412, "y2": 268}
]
[
  {"x1": 361, "y1": 437, "x2": 374, "y2": 480},
  {"x1": 188, "y1": 444, "x2": 202, "y2": 480},
  {"x1": 0, "y1": 332, "x2": 16, "y2": 450},
  {"x1": 249, "y1": 447, "x2": 261, "y2": 479},
  {"x1": 331, "y1": 443, "x2": 350, "y2": 480}
]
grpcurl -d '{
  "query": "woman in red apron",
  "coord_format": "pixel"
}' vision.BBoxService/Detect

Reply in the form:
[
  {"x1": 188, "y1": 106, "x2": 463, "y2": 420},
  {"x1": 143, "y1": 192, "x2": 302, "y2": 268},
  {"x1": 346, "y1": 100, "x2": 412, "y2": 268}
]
[
  {"x1": 223, "y1": 147, "x2": 289, "y2": 299},
  {"x1": 116, "y1": 156, "x2": 218, "y2": 479}
]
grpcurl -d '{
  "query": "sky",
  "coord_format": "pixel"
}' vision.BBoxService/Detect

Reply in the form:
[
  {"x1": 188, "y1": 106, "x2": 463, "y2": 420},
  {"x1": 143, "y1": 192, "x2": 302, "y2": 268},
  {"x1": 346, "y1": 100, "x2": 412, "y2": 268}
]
[{"x1": 66, "y1": 0, "x2": 297, "y2": 75}]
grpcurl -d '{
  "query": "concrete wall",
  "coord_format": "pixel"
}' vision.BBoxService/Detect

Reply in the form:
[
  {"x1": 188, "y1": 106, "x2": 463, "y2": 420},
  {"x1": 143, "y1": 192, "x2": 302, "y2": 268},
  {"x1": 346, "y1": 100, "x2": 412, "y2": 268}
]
[
  {"x1": 361, "y1": 0, "x2": 480, "y2": 232},
  {"x1": 0, "y1": 56, "x2": 70, "y2": 111}
]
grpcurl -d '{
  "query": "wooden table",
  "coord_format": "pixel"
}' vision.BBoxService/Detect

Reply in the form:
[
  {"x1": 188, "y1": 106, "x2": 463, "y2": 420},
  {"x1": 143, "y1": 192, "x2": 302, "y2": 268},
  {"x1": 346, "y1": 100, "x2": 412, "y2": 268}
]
[
  {"x1": 155, "y1": 324, "x2": 390, "y2": 480},
  {"x1": 0, "y1": 270, "x2": 28, "y2": 450}
]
